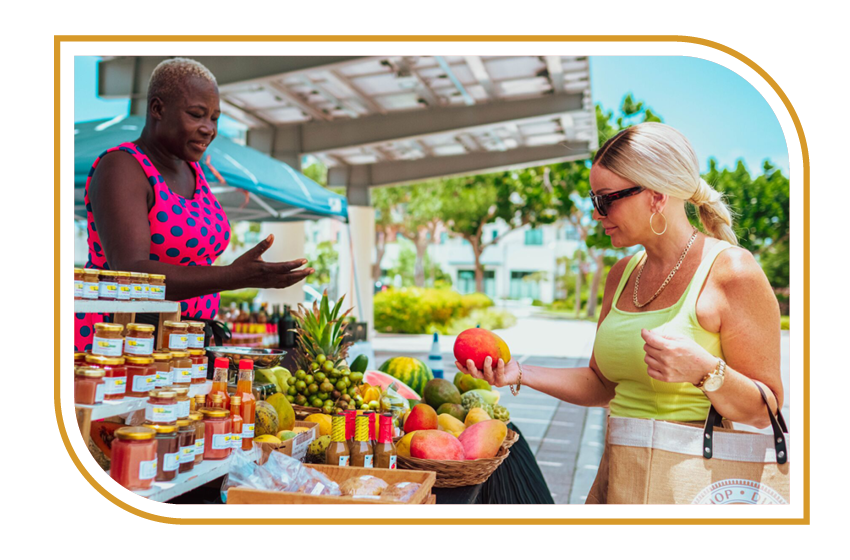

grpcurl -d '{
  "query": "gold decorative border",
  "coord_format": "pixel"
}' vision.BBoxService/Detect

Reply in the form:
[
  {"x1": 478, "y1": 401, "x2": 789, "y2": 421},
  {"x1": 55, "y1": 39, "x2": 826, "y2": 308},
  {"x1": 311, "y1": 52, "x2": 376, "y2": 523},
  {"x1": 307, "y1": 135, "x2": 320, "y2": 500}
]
[{"x1": 55, "y1": 35, "x2": 809, "y2": 525}]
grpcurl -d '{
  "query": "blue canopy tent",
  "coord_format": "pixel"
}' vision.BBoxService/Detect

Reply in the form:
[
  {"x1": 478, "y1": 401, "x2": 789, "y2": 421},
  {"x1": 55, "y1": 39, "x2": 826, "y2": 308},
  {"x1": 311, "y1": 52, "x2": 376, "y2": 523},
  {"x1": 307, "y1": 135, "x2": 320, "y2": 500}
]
[{"x1": 74, "y1": 116, "x2": 348, "y2": 223}]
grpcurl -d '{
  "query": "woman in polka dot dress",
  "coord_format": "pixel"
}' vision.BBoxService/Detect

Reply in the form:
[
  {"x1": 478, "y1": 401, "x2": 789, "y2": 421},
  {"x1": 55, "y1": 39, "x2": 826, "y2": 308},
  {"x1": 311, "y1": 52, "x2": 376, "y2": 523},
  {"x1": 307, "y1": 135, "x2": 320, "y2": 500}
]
[{"x1": 75, "y1": 58, "x2": 314, "y2": 353}]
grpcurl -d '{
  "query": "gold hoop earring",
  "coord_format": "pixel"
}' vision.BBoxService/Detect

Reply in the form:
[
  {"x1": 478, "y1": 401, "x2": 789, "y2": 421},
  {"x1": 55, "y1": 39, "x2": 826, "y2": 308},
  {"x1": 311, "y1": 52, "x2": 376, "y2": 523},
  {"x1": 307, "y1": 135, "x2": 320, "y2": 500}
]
[{"x1": 650, "y1": 212, "x2": 667, "y2": 235}]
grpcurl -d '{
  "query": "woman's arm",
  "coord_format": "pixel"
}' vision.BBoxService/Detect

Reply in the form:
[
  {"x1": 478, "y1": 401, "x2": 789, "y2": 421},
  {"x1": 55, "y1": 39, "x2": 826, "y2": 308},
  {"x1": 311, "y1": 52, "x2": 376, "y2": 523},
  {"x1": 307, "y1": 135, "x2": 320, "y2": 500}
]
[
  {"x1": 640, "y1": 248, "x2": 783, "y2": 429},
  {"x1": 88, "y1": 151, "x2": 314, "y2": 301},
  {"x1": 457, "y1": 257, "x2": 627, "y2": 408}
]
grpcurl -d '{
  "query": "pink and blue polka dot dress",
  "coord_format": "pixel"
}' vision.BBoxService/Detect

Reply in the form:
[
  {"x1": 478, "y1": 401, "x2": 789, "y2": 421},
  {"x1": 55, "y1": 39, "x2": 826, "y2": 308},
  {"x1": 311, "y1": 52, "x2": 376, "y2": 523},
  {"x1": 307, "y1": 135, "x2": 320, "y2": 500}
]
[{"x1": 74, "y1": 142, "x2": 231, "y2": 352}]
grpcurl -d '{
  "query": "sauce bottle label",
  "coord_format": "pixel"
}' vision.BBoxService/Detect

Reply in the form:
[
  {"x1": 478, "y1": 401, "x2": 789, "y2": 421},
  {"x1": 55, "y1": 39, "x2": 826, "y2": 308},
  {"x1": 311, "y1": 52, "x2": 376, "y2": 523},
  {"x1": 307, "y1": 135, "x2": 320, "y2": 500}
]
[
  {"x1": 83, "y1": 282, "x2": 99, "y2": 299},
  {"x1": 338, "y1": 455, "x2": 350, "y2": 467},
  {"x1": 179, "y1": 445, "x2": 195, "y2": 463},
  {"x1": 94, "y1": 383, "x2": 105, "y2": 404},
  {"x1": 99, "y1": 281, "x2": 118, "y2": 298},
  {"x1": 242, "y1": 424, "x2": 255, "y2": 439},
  {"x1": 363, "y1": 454, "x2": 374, "y2": 468},
  {"x1": 192, "y1": 363, "x2": 208, "y2": 380},
  {"x1": 389, "y1": 455, "x2": 397, "y2": 469},
  {"x1": 230, "y1": 433, "x2": 242, "y2": 448},
  {"x1": 118, "y1": 285, "x2": 132, "y2": 300},
  {"x1": 174, "y1": 367, "x2": 192, "y2": 383},
  {"x1": 212, "y1": 433, "x2": 231, "y2": 450},
  {"x1": 104, "y1": 376, "x2": 126, "y2": 395},
  {"x1": 132, "y1": 375, "x2": 157, "y2": 393},
  {"x1": 74, "y1": 281, "x2": 83, "y2": 298},
  {"x1": 177, "y1": 400, "x2": 190, "y2": 419},
  {"x1": 162, "y1": 452, "x2": 179, "y2": 472},
  {"x1": 169, "y1": 334, "x2": 189, "y2": 349},
  {"x1": 188, "y1": 334, "x2": 205, "y2": 349},
  {"x1": 124, "y1": 337, "x2": 154, "y2": 355},
  {"x1": 139, "y1": 458, "x2": 157, "y2": 480},
  {"x1": 92, "y1": 336, "x2": 123, "y2": 357},
  {"x1": 145, "y1": 403, "x2": 177, "y2": 423},
  {"x1": 195, "y1": 438, "x2": 205, "y2": 451}
]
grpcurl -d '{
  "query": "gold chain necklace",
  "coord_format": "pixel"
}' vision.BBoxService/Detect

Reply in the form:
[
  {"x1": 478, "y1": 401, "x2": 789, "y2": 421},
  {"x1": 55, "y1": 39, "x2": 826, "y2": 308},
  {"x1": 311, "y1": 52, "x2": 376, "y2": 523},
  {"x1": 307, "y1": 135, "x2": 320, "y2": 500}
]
[{"x1": 633, "y1": 227, "x2": 699, "y2": 308}]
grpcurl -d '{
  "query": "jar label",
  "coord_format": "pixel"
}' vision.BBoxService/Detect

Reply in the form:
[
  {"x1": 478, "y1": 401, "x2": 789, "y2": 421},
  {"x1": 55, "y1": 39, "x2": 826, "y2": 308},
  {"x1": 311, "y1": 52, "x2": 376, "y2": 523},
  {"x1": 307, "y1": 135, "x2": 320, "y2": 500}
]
[
  {"x1": 92, "y1": 336, "x2": 123, "y2": 357},
  {"x1": 337, "y1": 455, "x2": 350, "y2": 467},
  {"x1": 188, "y1": 334, "x2": 206, "y2": 349},
  {"x1": 124, "y1": 336, "x2": 154, "y2": 355},
  {"x1": 169, "y1": 334, "x2": 189, "y2": 350},
  {"x1": 132, "y1": 284, "x2": 145, "y2": 297},
  {"x1": 195, "y1": 438, "x2": 205, "y2": 450},
  {"x1": 142, "y1": 284, "x2": 150, "y2": 297},
  {"x1": 155, "y1": 368, "x2": 173, "y2": 387},
  {"x1": 230, "y1": 432, "x2": 242, "y2": 448},
  {"x1": 174, "y1": 367, "x2": 192, "y2": 383},
  {"x1": 177, "y1": 400, "x2": 190, "y2": 419},
  {"x1": 139, "y1": 458, "x2": 157, "y2": 480},
  {"x1": 192, "y1": 363, "x2": 208, "y2": 380},
  {"x1": 132, "y1": 374, "x2": 157, "y2": 393},
  {"x1": 149, "y1": 285, "x2": 165, "y2": 301},
  {"x1": 145, "y1": 403, "x2": 177, "y2": 424},
  {"x1": 162, "y1": 451, "x2": 179, "y2": 472},
  {"x1": 104, "y1": 376, "x2": 126, "y2": 396},
  {"x1": 118, "y1": 285, "x2": 132, "y2": 300},
  {"x1": 242, "y1": 424, "x2": 255, "y2": 439},
  {"x1": 94, "y1": 383, "x2": 105, "y2": 404},
  {"x1": 179, "y1": 445, "x2": 195, "y2": 463},
  {"x1": 74, "y1": 281, "x2": 83, "y2": 298},
  {"x1": 212, "y1": 433, "x2": 231, "y2": 450},
  {"x1": 389, "y1": 455, "x2": 397, "y2": 469},
  {"x1": 83, "y1": 282, "x2": 99, "y2": 299},
  {"x1": 99, "y1": 281, "x2": 118, "y2": 298}
]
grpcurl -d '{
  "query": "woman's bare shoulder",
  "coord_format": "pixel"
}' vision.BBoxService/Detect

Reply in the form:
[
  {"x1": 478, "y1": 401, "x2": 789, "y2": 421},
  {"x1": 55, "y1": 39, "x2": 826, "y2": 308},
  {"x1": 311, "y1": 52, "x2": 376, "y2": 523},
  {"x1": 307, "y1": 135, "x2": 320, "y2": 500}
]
[
  {"x1": 90, "y1": 149, "x2": 150, "y2": 195},
  {"x1": 711, "y1": 245, "x2": 775, "y2": 305}
]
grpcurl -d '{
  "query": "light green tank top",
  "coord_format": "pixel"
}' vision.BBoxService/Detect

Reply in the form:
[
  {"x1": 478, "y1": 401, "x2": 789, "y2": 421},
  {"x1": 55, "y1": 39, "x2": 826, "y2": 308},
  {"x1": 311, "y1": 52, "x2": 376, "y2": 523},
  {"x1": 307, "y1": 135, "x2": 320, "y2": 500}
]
[{"x1": 594, "y1": 240, "x2": 734, "y2": 421}]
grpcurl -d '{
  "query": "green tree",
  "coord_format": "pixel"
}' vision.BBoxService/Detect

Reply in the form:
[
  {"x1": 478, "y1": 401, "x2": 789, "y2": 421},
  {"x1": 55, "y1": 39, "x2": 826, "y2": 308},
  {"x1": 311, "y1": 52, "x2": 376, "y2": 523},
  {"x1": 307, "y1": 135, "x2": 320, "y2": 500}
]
[
  {"x1": 438, "y1": 168, "x2": 567, "y2": 293},
  {"x1": 392, "y1": 181, "x2": 444, "y2": 287},
  {"x1": 305, "y1": 240, "x2": 338, "y2": 287}
]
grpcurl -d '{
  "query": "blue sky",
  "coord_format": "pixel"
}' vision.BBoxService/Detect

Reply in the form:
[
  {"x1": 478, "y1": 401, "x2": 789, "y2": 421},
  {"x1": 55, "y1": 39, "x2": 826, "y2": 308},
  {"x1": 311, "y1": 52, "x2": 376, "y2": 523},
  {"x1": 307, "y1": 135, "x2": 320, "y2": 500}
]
[{"x1": 75, "y1": 55, "x2": 788, "y2": 176}]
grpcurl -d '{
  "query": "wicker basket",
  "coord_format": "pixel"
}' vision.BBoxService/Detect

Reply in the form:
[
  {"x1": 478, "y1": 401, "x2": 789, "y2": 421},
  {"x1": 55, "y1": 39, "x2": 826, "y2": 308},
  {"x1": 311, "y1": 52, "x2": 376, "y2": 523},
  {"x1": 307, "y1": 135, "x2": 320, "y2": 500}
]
[
  {"x1": 396, "y1": 429, "x2": 518, "y2": 488},
  {"x1": 291, "y1": 404, "x2": 322, "y2": 420}
]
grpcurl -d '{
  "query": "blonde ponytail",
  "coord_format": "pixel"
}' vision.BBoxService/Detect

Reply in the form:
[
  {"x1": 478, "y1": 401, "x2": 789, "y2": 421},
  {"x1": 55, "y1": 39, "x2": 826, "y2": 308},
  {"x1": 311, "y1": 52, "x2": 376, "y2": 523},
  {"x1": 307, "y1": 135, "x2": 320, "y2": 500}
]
[
  {"x1": 594, "y1": 122, "x2": 739, "y2": 246},
  {"x1": 691, "y1": 178, "x2": 737, "y2": 245}
]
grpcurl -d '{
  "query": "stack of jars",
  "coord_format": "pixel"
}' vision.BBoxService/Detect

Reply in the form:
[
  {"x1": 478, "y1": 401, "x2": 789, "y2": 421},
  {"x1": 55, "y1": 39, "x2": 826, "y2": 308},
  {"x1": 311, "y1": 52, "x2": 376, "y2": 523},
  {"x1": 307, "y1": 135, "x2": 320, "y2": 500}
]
[{"x1": 74, "y1": 268, "x2": 166, "y2": 302}]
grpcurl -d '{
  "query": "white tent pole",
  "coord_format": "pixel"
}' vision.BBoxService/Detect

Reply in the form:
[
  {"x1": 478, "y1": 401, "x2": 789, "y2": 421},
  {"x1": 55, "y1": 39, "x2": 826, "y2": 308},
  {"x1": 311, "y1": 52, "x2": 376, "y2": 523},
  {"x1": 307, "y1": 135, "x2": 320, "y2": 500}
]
[{"x1": 346, "y1": 221, "x2": 364, "y2": 318}]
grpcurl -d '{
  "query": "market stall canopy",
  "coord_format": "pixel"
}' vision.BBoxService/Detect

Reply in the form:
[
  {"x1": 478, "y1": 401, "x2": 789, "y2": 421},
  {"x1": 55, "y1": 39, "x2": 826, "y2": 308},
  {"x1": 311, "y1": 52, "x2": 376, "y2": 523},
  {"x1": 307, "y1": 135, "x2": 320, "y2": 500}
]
[{"x1": 74, "y1": 116, "x2": 348, "y2": 222}]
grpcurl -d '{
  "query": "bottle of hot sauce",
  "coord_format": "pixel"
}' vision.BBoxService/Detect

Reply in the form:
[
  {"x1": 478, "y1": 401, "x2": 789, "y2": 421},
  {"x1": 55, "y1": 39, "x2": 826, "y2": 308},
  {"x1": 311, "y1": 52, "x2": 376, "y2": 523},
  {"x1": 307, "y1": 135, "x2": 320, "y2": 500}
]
[
  {"x1": 237, "y1": 359, "x2": 256, "y2": 450},
  {"x1": 374, "y1": 413, "x2": 398, "y2": 469},
  {"x1": 209, "y1": 358, "x2": 230, "y2": 409},
  {"x1": 229, "y1": 395, "x2": 243, "y2": 451},
  {"x1": 326, "y1": 413, "x2": 350, "y2": 467},
  {"x1": 350, "y1": 414, "x2": 374, "y2": 468}
]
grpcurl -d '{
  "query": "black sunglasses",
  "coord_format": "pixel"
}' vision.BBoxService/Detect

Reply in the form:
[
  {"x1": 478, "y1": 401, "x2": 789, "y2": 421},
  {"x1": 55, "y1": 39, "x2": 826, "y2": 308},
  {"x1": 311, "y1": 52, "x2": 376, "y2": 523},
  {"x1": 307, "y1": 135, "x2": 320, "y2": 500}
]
[{"x1": 589, "y1": 186, "x2": 645, "y2": 217}]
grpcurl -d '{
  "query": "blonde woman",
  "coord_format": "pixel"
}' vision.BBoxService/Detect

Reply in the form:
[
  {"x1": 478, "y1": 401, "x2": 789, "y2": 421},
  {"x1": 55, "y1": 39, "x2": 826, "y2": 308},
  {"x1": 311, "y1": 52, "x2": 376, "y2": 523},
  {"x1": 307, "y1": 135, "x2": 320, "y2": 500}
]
[{"x1": 456, "y1": 122, "x2": 783, "y2": 504}]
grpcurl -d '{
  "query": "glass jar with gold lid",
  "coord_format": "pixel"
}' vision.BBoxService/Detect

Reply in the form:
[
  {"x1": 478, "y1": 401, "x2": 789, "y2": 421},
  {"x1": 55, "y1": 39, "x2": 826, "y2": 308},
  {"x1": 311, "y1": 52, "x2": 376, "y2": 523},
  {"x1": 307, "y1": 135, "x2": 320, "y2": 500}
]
[
  {"x1": 186, "y1": 321, "x2": 206, "y2": 350},
  {"x1": 189, "y1": 412, "x2": 205, "y2": 465},
  {"x1": 82, "y1": 269, "x2": 100, "y2": 300},
  {"x1": 115, "y1": 271, "x2": 132, "y2": 301},
  {"x1": 98, "y1": 270, "x2": 120, "y2": 300},
  {"x1": 162, "y1": 321, "x2": 189, "y2": 351},
  {"x1": 144, "y1": 423, "x2": 179, "y2": 481},
  {"x1": 168, "y1": 385, "x2": 191, "y2": 419},
  {"x1": 170, "y1": 350, "x2": 192, "y2": 386},
  {"x1": 148, "y1": 274, "x2": 166, "y2": 301},
  {"x1": 189, "y1": 349, "x2": 208, "y2": 384},
  {"x1": 74, "y1": 268, "x2": 85, "y2": 300},
  {"x1": 85, "y1": 354, "x2": 126, "y2": 401},
  {"x1": 124, "y1": 323, "x2": 155, "y2": 356},
  {"x1": 129, "y1": 272, "x2": 149, "y2": 301},
  {"x1": 92, "y1": 323, "x2": 124, "y2": 357},
  {"x1": 152, "y1": 351, "x2": 173, "y2": 388},
  {"x1": 125, "y1": 356, "x2": 157, "y2": 397},
  {"x1": 111, "y1": 426, "x2": 157, "y2": 490}
]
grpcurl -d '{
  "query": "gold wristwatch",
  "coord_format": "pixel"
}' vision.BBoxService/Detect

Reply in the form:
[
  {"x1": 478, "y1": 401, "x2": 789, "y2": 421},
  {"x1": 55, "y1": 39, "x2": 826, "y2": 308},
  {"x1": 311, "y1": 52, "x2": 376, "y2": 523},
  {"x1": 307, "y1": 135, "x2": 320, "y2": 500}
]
[{"x1": 695, "y1": 359, "x2": 726, "y2": 392}]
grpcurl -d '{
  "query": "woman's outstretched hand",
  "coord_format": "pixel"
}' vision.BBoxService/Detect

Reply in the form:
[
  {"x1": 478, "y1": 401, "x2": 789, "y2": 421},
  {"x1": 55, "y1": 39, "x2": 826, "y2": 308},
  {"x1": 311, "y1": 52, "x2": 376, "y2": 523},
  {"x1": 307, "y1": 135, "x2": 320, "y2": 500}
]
[
  {"x1": 455, "y1": 356, "x2": 520, "y2": 388},
  {"x1": 230, "y1": 234, "x2": 314, "y2": 289}
]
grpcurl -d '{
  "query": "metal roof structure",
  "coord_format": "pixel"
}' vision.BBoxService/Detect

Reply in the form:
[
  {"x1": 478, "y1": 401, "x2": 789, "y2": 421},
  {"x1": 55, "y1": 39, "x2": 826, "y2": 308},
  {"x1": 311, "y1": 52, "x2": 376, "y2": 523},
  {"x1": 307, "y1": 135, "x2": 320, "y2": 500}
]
[{"x1": 98, "y1": 55, "x2": 596, "y2": 194}]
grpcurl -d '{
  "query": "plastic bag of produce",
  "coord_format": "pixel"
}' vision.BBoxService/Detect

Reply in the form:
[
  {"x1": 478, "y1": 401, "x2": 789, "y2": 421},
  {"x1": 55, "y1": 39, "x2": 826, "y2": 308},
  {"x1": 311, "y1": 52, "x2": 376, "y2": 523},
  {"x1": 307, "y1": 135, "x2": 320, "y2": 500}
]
[
  {"x1": 262, "y1": 446, "x2": 341, "y2": 496},
  {"x1": 380, "y1": 382, "x2": 410, "y2": 430},
  {"x1": 220, "y1": 447, "x2": 278, "y2": 503}
]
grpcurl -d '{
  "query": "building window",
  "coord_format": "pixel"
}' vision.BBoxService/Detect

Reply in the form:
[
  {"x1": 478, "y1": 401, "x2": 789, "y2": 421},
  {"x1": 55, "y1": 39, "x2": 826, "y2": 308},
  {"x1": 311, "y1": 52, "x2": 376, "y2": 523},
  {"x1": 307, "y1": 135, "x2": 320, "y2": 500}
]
[
  {"x1": 524, "y1": 228, "x2": 543, "y2": 245},
  {"x1": 509, "y1": 271, "x2": 541, "y2": 300},
  {"x1": 457, "y1": 270, "x2": 496, "y2": 298}
]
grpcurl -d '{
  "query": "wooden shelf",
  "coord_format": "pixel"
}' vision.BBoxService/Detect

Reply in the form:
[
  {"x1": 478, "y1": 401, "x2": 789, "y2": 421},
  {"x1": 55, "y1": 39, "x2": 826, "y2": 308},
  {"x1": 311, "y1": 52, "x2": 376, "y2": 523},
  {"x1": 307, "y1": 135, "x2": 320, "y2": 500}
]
[{"x1": 74, "y1": 300, "x2": 180, "y2": 314}]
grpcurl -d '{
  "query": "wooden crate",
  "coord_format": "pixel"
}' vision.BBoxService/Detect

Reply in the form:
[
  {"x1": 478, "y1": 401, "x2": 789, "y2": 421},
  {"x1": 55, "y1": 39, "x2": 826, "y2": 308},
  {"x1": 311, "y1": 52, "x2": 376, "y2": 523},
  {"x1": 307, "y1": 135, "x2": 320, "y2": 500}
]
[{"x1": 226, "y1": 464, "x2": 436, "y2": 505}]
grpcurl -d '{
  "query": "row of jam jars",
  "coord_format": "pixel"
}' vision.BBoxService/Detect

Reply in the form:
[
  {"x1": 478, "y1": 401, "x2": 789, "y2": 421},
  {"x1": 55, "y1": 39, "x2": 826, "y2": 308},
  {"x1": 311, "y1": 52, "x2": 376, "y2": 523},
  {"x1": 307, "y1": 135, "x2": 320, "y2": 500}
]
[{"x1": 74, "y1": 269, "x2": 166, "y2": 301}]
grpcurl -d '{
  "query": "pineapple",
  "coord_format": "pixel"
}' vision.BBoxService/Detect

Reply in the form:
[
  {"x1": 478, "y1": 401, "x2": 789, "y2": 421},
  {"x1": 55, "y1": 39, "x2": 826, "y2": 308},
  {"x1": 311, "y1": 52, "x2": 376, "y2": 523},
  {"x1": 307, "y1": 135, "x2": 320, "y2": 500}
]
[{"x1": 289, "y1": 292, "x2": 363, "y2": 414}]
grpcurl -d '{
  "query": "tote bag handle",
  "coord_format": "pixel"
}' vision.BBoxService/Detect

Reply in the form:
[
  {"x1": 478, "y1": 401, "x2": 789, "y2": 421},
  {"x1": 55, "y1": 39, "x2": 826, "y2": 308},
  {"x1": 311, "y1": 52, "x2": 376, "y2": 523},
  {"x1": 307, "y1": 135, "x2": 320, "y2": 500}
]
[{"x1": 703, "y1": 380, "x2": 789, "y2": 464}]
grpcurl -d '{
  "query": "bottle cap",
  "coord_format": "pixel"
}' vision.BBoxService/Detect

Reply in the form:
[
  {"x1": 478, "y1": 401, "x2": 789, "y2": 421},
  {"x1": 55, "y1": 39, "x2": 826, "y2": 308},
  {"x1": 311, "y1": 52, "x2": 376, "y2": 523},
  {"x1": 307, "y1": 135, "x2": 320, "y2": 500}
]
[
  {"x1": 238, "y1": 359, "x2": 254, "y2": 370},
  {"x1": 214, "y1": 358, "x2": 229, "y2": 369}
]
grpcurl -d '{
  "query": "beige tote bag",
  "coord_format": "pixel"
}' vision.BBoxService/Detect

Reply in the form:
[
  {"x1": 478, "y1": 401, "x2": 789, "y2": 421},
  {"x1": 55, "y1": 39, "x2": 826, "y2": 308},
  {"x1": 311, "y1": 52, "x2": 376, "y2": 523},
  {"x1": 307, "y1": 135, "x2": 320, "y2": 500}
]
[{"x1": 587, "y1": 382, "x2": 790, "y2": 504}]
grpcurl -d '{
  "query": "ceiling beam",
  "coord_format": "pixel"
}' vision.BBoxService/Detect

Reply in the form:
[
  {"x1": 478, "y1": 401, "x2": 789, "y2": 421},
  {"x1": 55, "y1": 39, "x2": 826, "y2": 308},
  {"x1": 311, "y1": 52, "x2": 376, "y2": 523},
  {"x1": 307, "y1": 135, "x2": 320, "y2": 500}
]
[
  {"x1": 464, "y1": 56, "x2": 497, "y2": 100},
  {"x1": 328, "y1": 141, "x2": 590, "y2": 188},
  {"x1": 98, "y1": 56, "x2": 368, "y2": 98},
  {"x1": 297, "y1": 91, "x2": 584, "y2": 154},
  {"x1": 545, "y1": 56, "x2": 565, "y2": 93}
]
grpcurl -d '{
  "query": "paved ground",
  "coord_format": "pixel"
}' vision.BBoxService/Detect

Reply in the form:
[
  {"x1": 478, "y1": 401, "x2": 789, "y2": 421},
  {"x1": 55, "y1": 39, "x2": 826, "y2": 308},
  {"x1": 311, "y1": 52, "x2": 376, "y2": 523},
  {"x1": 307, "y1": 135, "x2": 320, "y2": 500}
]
[{"x1": 372, "y1": 307, "x2": 791, "y2": 505}]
